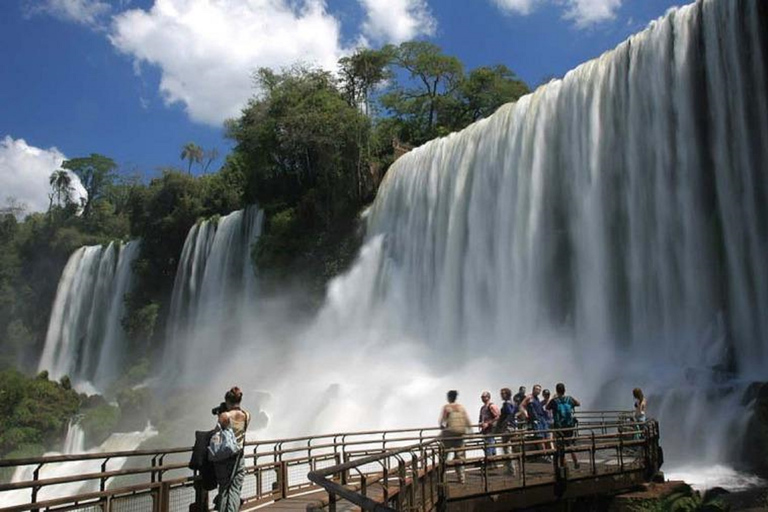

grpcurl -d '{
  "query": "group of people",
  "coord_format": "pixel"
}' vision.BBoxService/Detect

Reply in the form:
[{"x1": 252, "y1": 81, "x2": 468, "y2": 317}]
[{"x1": 439, "y1": 384, "x2": 648, "y2": 482}]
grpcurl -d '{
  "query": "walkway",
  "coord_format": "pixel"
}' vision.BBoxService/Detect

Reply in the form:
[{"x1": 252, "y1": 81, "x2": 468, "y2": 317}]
[{"x1": 0, "y1": 412, "x2": 662, "y2": 512}]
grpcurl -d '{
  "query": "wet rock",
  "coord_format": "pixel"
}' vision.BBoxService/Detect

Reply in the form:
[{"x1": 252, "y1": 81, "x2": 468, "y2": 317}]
[{"x1": 741, "y1": 382, "x2": 768, "y2": 478}]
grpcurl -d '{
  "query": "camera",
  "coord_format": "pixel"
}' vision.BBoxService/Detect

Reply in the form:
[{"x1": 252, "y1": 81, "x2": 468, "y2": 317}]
[{"x1": 211, "y1": 402, "x2": 228, "y2": 416}]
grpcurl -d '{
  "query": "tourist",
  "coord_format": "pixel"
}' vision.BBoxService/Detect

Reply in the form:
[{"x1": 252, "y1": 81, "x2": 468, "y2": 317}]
[
  {"x1": 541, "y1": 388, "x2": 555, "y2": 452},
  {"x1": 215, "y1": 387, "x2": 251, "y2": 512},
  {"x1": 495, "y1": 388, "x2": 518, "y2": 475},
  {"x1": 513, "y1": 386, "x2": 527, "y2": 404},
  {"x1": 546, "y1": 382, "x2": 581, "y2": 469},
  {"x1": 520, "y1": 384, "x2": 550, "y2": 460},
  {"x1": 479, "y1": 391, "x2": 500, "y2": 464},
  {"x1": 633, "y1": 388, "x2": 647, "y2": 422},
  {"x1": 439, "y1": 390, "x2": 471, "y2": 483}
]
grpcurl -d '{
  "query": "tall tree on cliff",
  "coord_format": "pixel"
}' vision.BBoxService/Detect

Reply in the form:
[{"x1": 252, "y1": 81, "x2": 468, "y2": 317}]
[{"x1": 61, "y1": 154, "x2": 117, "y2": 218}]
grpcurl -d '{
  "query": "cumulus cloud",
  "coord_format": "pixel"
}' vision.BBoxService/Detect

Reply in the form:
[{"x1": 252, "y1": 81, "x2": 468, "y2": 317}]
[
  {"x1": 24, "y1": 0, "x2": 111, "y2": 27},
  {"x1": 0, "y1": 136, "x2": 85, "y2": 214},
  {"x1": 491, "y1": 0, "x2": 622, "y2": 27},
  {"x1": 358, "y1": 0, "x2": 436, "y2": 44},
  {"x1": 109, "y1": 0, "x2": 350, "y2": 126},
  {"x1": 490, "y1": 0, "x2": 542, "y2": 16},
  {"x1": 562, "y1": 0, "x2": 622, "y2": 27}
]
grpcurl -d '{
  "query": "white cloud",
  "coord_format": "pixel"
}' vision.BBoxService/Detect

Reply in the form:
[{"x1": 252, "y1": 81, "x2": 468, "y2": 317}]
[
  {"x1": 491, "y1": 0, "x2": 622, "y2": 27},
  {"x1": 109, "y1": 0, "x2": 350, "y2": 126},
  {"x1": 358, "y1": 0, "x2": 436, "y2": 44},
  {"x1": 562, "y1": 0, "x2": 621, "y2": 27},
  {"x1": 0, "y1": 136, "x2": 85, "y2": 214},
  {"x1": 25, "y1": 0, "x2": 111, "y2": 27},
  {"x1": 490, "y1": 0, "x2": 542, "y2": 16}
]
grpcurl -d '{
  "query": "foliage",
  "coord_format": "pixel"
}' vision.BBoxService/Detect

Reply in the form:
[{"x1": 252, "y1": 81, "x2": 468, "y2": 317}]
[
  {"x1": 61, "y1": 154, "x2": 117, "y2": 217},
  {"x1": 377, "y1": 42, "x2": 529, "y2": 146},
  {"x1": 80, "y1": 404, "x2": 120, "y2": 448},
  {"x1": 0, "y1": 369, "x2": 80, "y2": 458},
  {"x1": 180, "y1": 142, "x2": 204, "y2": 174}
]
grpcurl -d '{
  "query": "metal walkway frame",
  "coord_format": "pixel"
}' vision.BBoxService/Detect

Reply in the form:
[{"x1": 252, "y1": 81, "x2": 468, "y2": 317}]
[{"x1": 0, "y1": 412, "x2": 662, "y2": 512}]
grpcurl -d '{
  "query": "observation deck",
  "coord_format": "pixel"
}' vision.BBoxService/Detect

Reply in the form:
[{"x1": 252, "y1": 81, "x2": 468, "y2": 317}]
[{"x1": 0, "y1": 411, "x2": 662, "y2": 512}]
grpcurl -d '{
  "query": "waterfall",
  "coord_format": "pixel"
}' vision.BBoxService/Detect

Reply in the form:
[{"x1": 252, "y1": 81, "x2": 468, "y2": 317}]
[
  {"x1": 164, "y1": 206, "x2": 264, "y2": 382},
  {"x1": 309, "y1": 0, "x2": 767, "y2": 466},
  {"x1": 38, "y1": 240, "x2": 140, "y2": 390},
  {"x1": 4, "y1": 422, "x2": 157, "y2": 507}
]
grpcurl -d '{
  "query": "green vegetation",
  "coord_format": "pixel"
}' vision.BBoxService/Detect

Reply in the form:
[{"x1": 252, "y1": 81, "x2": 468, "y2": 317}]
[
  {"x1": 0, "y1": 370, "x2": 80, "y2": 459},
  {"x1": 0, "y1": 40, "x2": 529, "y2": 454}
]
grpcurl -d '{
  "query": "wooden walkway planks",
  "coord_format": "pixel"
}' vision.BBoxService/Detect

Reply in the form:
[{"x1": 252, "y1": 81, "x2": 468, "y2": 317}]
[{"x1": 247, "y1": 452, "x2": 645, "y2": 511}]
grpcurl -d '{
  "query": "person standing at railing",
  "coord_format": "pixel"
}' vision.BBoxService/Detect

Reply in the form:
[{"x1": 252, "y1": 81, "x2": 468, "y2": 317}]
[
  {"x1": 439, "y1": 390, "x2": 471, "y2": 483},
  {"x1": 495, "y1": 388, "x2": 519, "y2": 475},
  {"x1": 547, "y1": 383, "x2": 581, "y2": 469},
  {"x1": 478, "y1": 391, "x2": 500, "y2": 466},
  {"x1": 520, "y1": 384, "x2": 552, "y2": 462},
  {"x1": 633, "y1": 388, "x2": 647, "y2": 422},
  {"x1": 215, "y1": 387, "x2": 251, "y2": 512}
]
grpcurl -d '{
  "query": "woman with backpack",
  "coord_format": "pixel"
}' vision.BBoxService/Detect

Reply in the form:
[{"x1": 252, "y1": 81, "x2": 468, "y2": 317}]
[
  {"x1": 546, "y1": 383, "x2": 581, "y2": 469},
  {"x1": 439, "y1": 390, "x2": 471, "y2": 483},
  {"x1": 214, "y1": 387, "x2": 250, "y2": 511}
]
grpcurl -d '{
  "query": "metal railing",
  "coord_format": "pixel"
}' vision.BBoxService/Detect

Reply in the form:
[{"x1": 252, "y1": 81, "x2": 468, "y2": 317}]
[
  {"x1": 0, "y1": 412, "x2": 660, "y2": 512},
  {"x1": 308, "y1": 413, "x2": 663, "y2": 512}
]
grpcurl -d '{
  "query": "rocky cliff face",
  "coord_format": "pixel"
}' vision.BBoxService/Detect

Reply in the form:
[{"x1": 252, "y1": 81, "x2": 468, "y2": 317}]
[{"x1": 742, "y1": 383, "x2": 768, "y2": 478}]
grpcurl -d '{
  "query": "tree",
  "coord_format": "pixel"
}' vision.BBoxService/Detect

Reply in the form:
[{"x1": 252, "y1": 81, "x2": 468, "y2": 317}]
[
  {"x1": 202, "y1": 148, "x2": 220, "y2": 174},
  {"x1": 48, "y1": 170, "x2": 73, "y2": 210},
  {"x1": 180, "y1": 143, "x2": 204, "y2": 174},
  {"x1": 379, "y1": 41, "x2": 463, "y2": 144},
  {"x1": 61, "y1": 154, "x2": 117, "y2": 218},
  {"x1": 338, "y1": 47, "x2": 393, "y2": 116},
  {"x1": 445, "y1": 65, "x2": 529, "y2": 131},
  {"x1": 227, "y1": 66, "x2": 367, "y2": 219}
]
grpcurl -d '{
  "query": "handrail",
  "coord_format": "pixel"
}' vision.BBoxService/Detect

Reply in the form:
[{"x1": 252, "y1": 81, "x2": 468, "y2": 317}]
[
  {"x1": 306, "y1": 416, "x2": 661, "y2": 512},
  {"x1": 0, "y1": 411, "x2": 652, "y2": 512},
  {"x1": 308, "y1": 439, "x2": 440, "y2": 512}
]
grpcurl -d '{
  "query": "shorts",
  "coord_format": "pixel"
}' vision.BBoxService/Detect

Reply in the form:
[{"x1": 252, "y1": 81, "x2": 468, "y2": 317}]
[
  {"x1": 555, "y1": 429, "x2": 576, "y2": 447},
  {"x1": 532, "y1": 420, "x2": 548, "y2": 439}
]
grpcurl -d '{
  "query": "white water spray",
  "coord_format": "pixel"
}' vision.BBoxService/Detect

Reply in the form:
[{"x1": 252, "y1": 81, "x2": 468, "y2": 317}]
[
  {"x1": 163, "y1": 206, "x2": 264, "y2": 382},
  {"x1": 3, "y1": 422, "x2": 157, "y2": 506}
]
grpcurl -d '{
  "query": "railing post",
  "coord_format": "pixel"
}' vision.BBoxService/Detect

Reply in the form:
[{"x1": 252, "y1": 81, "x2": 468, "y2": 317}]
[
  {"x1": 100, "y1": 457, "x2": 111, "y2": 491},
  {"x1": 159, "y1": 481, "x2": 171, "y2": 512},
  {"x1": 591, "y1": 431, "x2": 597, "y2": 476},
  {"x1": 279, "y1": 460, "x2": 288, "y2": 499},
  {"x1": 397, "y1": 459, "x2": 406, "y2": 511},
  {"x1": 31, "y1": 462, "x2": 43, "y2": 509},
  {"x1": 520, "y1": 435, "x2": 526, "y2": 487}
]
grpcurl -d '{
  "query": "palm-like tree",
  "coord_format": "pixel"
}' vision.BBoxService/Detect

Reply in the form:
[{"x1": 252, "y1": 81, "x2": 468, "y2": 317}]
[
  {"x1": 180, "y1": 142, "x2": 204, "y2": 174},
  {"x1": 49, "y1": 170, "x2": 73, "y2": 208}
]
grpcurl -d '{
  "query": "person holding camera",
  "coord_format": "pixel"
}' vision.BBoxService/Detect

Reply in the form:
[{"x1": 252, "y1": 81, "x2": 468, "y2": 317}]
[{"x1": 214, "y1": 387, "x2": 250, "y2": 511}]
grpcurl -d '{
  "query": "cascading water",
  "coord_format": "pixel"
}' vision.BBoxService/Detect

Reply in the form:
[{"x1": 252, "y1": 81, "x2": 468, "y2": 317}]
[
  {"x1": 296, "y1": 0, "x2": 768, "y2": 472},
  {"x1": 3, "y1": 421, "x2": 157, "y2": 506},
  {"x1": 163, "y1": 206, "x2": 264, "y2": 382},
  {"x1": 37, "y1": 241, "x2": 140, "y2": 391}
]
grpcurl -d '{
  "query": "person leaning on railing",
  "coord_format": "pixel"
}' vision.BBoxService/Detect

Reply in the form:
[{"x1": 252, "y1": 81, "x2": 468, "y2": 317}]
[{"x1": 439, "y1": 390, "x2": 471, "y2": 484}]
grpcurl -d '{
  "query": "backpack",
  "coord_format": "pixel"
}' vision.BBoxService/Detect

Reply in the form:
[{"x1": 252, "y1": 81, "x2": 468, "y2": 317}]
[
  {"x1": 208, "y1": 424, "x2": 239, "y2": 462},
  {"x1": 553, "y1": 396, "x2": 576, "y2": 429},
  {"x1": 445, "y1": 405, "x2": 469, "y2": 434}
]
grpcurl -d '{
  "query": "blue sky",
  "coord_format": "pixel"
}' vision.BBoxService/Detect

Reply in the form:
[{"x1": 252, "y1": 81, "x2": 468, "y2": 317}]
[{"x1": 1, "y1": 0, "x2": 685, "y2": 212}]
